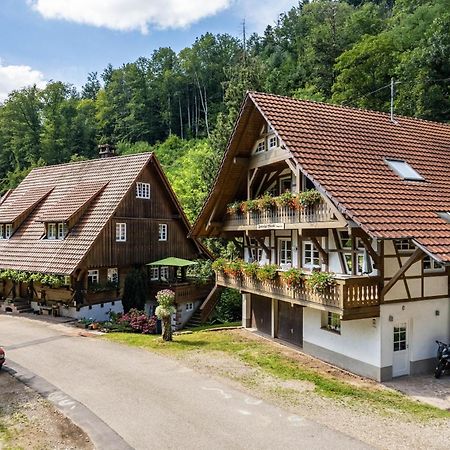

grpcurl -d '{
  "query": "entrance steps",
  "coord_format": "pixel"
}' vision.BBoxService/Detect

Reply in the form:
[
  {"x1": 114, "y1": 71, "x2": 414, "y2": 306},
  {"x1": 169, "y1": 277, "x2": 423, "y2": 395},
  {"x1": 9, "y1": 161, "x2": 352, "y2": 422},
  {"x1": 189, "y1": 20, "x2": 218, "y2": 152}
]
[{"x1": 0, "y1": 298, "x2": 34, "y2": 314}]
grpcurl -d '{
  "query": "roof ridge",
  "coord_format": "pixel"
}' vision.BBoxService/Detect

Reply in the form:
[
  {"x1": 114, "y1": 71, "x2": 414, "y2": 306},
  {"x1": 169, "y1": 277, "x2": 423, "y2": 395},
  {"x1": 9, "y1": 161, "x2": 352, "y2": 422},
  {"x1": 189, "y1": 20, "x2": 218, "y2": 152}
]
[{"x1": 248, "y1": 91, "x2": 450, "y2": 129}]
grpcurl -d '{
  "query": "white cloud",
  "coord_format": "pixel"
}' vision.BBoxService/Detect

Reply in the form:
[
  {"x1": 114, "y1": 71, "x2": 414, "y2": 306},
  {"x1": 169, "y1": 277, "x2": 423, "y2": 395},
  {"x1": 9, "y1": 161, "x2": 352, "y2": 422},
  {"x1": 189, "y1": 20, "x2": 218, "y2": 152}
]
[
  {"x1": 238, "y1": 0, "x2": 300, "y2": 33},
  {"x1": 0, "y1": 62, "x2": 46, "y2": 102},
  {"x1": 28, "y1": 0, "x2": 232, "y2": 33}
]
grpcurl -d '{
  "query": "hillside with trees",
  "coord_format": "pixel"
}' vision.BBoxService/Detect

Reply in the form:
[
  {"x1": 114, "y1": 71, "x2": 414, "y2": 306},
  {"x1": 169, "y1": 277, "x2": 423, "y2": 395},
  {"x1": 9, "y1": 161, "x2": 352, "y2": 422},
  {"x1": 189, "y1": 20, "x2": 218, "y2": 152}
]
[{"x1": 1, "y1": 0, "x2": 449, "y2": 224}]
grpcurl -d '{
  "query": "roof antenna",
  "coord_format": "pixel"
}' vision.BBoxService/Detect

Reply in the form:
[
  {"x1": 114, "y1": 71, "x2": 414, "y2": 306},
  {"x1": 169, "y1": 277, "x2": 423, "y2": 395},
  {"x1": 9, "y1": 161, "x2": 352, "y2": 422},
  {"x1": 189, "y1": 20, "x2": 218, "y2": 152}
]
[{"x1": 390, "y1": 77, "x2": 397, "y2": 124}]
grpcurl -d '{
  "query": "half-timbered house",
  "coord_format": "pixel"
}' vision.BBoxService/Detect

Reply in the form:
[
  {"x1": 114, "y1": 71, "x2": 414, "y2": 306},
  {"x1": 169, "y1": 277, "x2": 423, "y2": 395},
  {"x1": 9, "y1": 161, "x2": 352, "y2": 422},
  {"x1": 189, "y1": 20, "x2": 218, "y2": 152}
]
[
  {"x1": 192, "y1": 92, "x2": 450, "y2": 381},
  {"x1": 0, "y1": 147, "x2": 209, "y2": 322}
]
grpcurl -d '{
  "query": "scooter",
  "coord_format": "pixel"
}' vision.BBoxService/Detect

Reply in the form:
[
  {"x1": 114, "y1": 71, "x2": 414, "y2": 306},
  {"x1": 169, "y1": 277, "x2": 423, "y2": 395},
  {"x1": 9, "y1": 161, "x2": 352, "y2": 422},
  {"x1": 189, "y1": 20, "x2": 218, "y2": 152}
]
[
  {"x1": 0, "y1": 347, "x2": 5, "y2": 370},
  {"x1": 434, "y1": 340, "x2": 450, "y2": 379}
]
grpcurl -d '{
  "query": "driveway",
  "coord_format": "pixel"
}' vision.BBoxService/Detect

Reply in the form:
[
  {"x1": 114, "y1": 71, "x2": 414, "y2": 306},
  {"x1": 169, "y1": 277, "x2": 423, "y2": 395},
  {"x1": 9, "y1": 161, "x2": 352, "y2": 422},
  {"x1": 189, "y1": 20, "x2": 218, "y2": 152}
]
[{"x1": 0, "y1": 314, "x2": 370, "y2": 450}]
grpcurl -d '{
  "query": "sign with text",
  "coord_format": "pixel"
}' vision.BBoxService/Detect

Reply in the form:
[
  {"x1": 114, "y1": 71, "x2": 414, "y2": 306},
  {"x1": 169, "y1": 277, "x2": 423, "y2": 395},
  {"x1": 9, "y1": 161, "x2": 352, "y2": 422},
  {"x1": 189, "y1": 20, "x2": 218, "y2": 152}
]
[{"x1": 256, "y1": 223, "x2": 285, "y2": 230}]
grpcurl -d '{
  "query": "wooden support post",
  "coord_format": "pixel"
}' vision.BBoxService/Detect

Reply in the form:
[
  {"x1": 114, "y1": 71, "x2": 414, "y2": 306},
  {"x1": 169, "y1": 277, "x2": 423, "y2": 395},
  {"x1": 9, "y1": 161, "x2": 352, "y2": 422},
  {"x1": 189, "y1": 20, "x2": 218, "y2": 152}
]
[
  {"x1": 381, "y1": 248, "x2": 424, "y2": 298},
  {"x1": 242, "y1": 293, "x2": 252, "y2": 328},
  {"x1": 271, "y1": 298, "x2": 278, "y2": 338}
]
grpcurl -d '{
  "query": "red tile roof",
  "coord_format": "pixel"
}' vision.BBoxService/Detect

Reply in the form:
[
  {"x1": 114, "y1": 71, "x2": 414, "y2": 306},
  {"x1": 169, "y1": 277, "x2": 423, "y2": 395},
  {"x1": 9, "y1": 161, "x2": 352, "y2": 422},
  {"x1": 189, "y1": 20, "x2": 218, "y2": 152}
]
[
  {"x1": 0, "y1": 153, "x2": 152, "y2": 274},
  {"x1": 250, "y1": 92, "x2": 450, "y2": 262}
]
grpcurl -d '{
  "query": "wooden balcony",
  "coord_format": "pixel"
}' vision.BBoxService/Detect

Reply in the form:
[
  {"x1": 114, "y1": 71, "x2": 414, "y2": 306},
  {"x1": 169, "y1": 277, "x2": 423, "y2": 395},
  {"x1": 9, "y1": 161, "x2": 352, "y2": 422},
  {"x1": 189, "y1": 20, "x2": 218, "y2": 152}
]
[
  {"x1": 216, "y1": 272, "x2": 380, "y2": 320},
  {"x1": 223, "y1": 202, "x2": 341, "y2": 231},
  {"x1": 149, "y1": 281, "x2": 214, "y2": 304}
]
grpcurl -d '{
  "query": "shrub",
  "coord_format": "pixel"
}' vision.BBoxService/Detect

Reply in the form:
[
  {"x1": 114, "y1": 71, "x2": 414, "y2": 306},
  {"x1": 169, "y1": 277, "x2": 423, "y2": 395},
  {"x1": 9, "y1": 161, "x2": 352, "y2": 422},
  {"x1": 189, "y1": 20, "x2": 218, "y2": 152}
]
[
  {"x1": 256, "y1": 264, "x2": 279, "y2": 282},
  {"x1": 122, "y1": 268, "x2": 148, "y2": 312},
  {"x1": 306, "y1": 271, "x2": 335, "y2": 293},
  {"x1": 215, "y1": 288, "x2": 242, "y2": 323},
  {"x1": 280, "y1": 268, "x2": 305, "y2": 288},
  {"x1": 118, "y1": 309, "x2": 157, "y2": 334},
  {"x1": 155, "y1": 289, "x2": 176, "y2": 341},
  {"x1": 187, "y1": 259, "x2": 214, "y2": 285}
]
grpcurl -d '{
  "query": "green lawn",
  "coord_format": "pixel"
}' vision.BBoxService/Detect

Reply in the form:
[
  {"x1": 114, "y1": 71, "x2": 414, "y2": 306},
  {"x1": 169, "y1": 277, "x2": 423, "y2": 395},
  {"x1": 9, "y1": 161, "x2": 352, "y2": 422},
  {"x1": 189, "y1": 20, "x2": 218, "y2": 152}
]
[{"x1": 104, "y1": 329, "x2": 449, "y2": 421}]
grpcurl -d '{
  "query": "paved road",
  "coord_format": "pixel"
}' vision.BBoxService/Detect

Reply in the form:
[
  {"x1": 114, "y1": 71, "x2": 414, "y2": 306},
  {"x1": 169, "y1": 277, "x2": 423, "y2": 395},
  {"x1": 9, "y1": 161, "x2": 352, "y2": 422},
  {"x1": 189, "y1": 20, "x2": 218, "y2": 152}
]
[{"x1": 0, "y1": 314, "x2": 371, "y2": 450}]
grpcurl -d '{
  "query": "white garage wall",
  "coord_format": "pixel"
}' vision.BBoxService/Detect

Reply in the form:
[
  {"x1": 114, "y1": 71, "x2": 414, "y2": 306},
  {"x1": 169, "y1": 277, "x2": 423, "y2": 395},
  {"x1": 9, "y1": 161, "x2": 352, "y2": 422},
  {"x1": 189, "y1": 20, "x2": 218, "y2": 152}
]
[{"x1": 303, "y1": 308, "x2": 381, "y2": 368}]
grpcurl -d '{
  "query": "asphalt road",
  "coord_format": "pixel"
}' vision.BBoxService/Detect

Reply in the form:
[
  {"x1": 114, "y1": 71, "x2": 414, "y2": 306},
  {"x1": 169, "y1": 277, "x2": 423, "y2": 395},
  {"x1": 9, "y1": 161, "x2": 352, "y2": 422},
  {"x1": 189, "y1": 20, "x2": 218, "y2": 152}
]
[{"x1": 0, "y1": 314, "x2": 371, "y2": 450}]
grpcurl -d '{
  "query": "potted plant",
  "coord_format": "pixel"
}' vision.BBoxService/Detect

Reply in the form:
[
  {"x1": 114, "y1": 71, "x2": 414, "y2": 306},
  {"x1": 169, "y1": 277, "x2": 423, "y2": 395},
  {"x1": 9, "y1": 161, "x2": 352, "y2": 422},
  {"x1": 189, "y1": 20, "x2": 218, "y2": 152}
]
[
  {"x1": 226, "y1": 201, "x2": 241, "y2": 215},
  {"x1": 223, "y1": 260, "x2": 243, "y2": 277},
  {"x1": 299, "y1": 189, "x2": 322, "y2": 207},
  {"x1": 155, "y1": 289, "x2": 176, "y2": 341},
  {"x1": 241, "y1": 261, "x2": 259, "y2": 278},
  {"x1": 258, "y1": 193, "x2": 275, "y2": 210},
  {"x1": 305, "y1": 271, "x2": 335, "y2": 293},
  {"x1": 276, "y1": 191, "x2": 298, "y2": 209},
  {"x1": 256, "y1": 264, "x2": 279, "y2": 282},
  {"x1": 280, "y1": 268, "x2": 305, "y2": 289},
  {"x1": 211, "y1": 258, "x2": 227, "y2": 272},
  {"x1": 241, "y1": 199, "x2": 259, "y2": 214}
]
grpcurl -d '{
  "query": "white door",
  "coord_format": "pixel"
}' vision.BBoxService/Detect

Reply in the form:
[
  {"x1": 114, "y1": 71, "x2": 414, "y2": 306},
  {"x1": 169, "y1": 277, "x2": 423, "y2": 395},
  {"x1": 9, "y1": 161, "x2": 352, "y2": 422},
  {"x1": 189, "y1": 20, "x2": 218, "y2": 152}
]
[{"x1": 392, "y1": 323, "x2": 409, "y2": 377}]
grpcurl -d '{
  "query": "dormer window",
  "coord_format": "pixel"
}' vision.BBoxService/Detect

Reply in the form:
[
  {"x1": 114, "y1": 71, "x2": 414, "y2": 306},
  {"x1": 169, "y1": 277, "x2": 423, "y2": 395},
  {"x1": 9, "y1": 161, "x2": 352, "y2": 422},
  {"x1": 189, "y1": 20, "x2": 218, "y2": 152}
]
[
  {"x1": 268, "y1": 135, "x2": 278, "y2": 149},
  {"x1": 385, "y1": 159, "x2": 424, "y2": 181},
  {"x1": 46, "y1": 222, "x2": 67, "y2": 240},
  {"x1": 255, "y1": 140, "x2": 266, "y2": 154},
  {"x1": 0, "y1": 224, "x2": 12, "y2": 240},
  {"x1": 136, "y1": 182, "x2": 150, "y2": 199}
]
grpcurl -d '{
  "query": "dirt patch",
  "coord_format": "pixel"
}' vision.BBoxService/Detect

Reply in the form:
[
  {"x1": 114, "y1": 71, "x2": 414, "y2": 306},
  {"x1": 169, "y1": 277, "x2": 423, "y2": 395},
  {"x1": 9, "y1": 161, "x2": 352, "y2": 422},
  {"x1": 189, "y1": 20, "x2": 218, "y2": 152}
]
[
  {"x1": 0, "y1": 370, "x2": 93, "y2": 450},
  {"x1": 176, "y1": 329, "x2": 450, "y2": 450}
]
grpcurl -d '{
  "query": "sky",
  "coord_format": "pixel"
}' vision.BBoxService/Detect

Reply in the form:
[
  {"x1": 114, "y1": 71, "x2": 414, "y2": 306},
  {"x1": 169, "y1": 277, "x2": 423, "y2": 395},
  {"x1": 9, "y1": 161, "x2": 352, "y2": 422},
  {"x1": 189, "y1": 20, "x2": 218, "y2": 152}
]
[{"x1": 0, "y1": 0, "x2": 299, "y2": 101}]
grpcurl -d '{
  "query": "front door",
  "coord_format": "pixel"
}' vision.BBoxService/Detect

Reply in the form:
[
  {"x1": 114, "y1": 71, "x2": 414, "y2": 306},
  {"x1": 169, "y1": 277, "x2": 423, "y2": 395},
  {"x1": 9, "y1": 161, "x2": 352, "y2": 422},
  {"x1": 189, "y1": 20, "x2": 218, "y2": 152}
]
[{"x1": 392, "y1": 323, "x2": 409, "y2": 377}]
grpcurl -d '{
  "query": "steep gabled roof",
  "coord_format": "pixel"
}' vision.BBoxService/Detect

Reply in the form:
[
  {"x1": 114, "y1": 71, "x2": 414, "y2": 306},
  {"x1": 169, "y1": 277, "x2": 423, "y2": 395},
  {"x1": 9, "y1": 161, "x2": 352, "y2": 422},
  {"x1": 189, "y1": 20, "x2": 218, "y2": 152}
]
[
  {"x1": 0, "y1": 153, "x2": 152, "y2": 274},
  {"x1": 192, "y1": 91, "x2": 450, "y2": 263}
]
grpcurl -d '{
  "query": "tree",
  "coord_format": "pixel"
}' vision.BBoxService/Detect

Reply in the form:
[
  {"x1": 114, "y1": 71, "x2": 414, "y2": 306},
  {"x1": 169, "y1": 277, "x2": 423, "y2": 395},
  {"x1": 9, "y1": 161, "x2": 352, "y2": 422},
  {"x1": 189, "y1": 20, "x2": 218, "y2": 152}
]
[
  {"x1": 155, "y1": 289, "x2": 176, "y2": 341},
  {"x1": 122, "y1": 268, "x2": 148, "y2": 312}
]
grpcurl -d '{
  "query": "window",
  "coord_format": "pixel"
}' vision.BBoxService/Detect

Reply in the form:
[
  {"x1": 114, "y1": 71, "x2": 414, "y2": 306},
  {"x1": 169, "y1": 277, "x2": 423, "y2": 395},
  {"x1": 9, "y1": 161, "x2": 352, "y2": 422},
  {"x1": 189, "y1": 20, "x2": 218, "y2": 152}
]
[
  {"x1": 344, "y1": 254, "x2": 365, "y2": 275},
  {"x1": 116, "y1": 223, "x2": 126, "y2": 242},
  {"x1": 255, "y1": 139, "x2": 266, "y2": 154},
  {"x1": 279, "y1": 176, "x2": 292, "y2": 194},
  {"x1": 150, "y1": 267, "x2": 159, "y2": 281},
  {"x1": 107, "y1": 268, "x2": 119, "y2": 284},
  {"x1": 339, "y1": 230, "x2": 352, "y2": 249},
  {"x1": 88, "y1": 269, "x2": 99, "y2": 285},
  {"x1": 47, "y1": 223, "x2": 57, "y2": 240},
  {"x1": 136, "y1": 182, "x2": 151, "y2": 199},
  {"x1": 385, "y1": 159, "x2": 424, "y2": 181},
  {"x1": 158, "y1": 223, "x2": 168, "y2": 241},
  {"x1": 322, "y1": 312, "x2": 341, "y2": 333},
  {"x1": 393, "y1": 324, "x2": 407, "y2": 351},
  {"x1": 249, "y1": 238, "x2": 263, "y2": 262},
  {"x1": 303, "y1": 241, "x2": 320, "y2": 268},
  {"x1": 58, "y1": 223, "x2": 68, "y2": 240},
  {"x1": 268, "y1": 135, "x2": 278, "y2": 149},
  {"x1": 278, "y1": 239, "x2": 292, "y2": 268},
  {"x1": 63, "y1": 276, "x2": 71, "y2": 286},
  {"x1": 395, "y1": 239, "x2": 415, "y2": 252},
  {"x1": 160, "y1": 266, "x2": 169, "y2": 280},
  {"x1": 186, "y1": 302, "x2": 194, "y2": 311},
  {"x1": 423, "y1": 255, "x2": 444, "y2": 272},
  {"x1": 0, "y1": 224, "x2": 12, "y2": 240}
]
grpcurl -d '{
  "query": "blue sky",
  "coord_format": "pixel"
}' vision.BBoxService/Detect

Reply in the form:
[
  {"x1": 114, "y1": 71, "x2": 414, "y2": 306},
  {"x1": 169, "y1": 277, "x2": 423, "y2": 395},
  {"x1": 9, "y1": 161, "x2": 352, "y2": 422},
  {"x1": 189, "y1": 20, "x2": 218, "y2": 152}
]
[{"x1": 0, "y1": 0, "x2": 299, "y2": 100}]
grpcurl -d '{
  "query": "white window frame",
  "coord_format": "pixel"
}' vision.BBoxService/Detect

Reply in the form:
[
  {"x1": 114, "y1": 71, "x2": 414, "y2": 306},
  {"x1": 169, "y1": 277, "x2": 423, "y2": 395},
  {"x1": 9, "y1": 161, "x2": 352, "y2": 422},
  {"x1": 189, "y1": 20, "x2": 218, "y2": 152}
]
[
  {"x1": 160, "y1": 266, "x2": 169, "y2": 280},
  {"x1": 303, "y1": 241, "x2": 320, "y2": 269},
  {"x1": 186, "y1": 302, "x2": 194, "y2": 312},
  {"x1": 278, "y1": 238, "x2": 292, "y2": 268},
  {"x1": 88, "y1": 269, "x2": 99, "y2": 285},
  {"x1": 423, "y1": 255, "x2": 445, "y2": 273},
  {"x1": 395, "y1": 239, "x2": 415, "y2": 253},
  {"x1": 1, "y1": 224, "x2": 12, "y2": 240},
  {"x1": 249, "y1": 238, "x2": 263, "y2": 262},
  {"x1": 58, "y1": 222, "x2": 68, "y2": 240},
  {"x1": 323, "y1": 312, "x2": 341, "y2": 334},
  {"x1": 136, "y1": 182, "x2": 151, "y2": 199},
  {"x1": 158, "y1": 223, "x2": 168, "y2": 241},
  {"x1": 150, "y1": 267, "x2": 159, "y2": 281},
  {"x1": 268, "y1": 135, "x2": 278, "y2": 149},
  {"x1": 254, "y1": 139, "x2": 266, "y2": 154},
  {"x1": 116, "y1": 223, "x2": 127, "y2": 242},
  {"x1": 279, "y1": 176, "x2": 292, "y2": 194},
  {"x1": 47, "y1": 223, "x2": 57, "y2": 240},
  {"x1": 0, "y1": 224, "x2": 3, "y2": 239}
]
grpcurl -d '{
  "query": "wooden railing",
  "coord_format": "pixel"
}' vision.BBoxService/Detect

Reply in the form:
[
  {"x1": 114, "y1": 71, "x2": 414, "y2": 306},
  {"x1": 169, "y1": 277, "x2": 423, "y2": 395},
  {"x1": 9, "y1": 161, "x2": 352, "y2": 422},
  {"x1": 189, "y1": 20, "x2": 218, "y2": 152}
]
[
  {"x1": 216, "y1": 272, "x2": 380, "y2": 317},
  {"x1": 224, "y1": 202, "x2": 335, "y2": 229},
  {"x1": 149, "y1": 281, "x2": 214, "y2": 304}
]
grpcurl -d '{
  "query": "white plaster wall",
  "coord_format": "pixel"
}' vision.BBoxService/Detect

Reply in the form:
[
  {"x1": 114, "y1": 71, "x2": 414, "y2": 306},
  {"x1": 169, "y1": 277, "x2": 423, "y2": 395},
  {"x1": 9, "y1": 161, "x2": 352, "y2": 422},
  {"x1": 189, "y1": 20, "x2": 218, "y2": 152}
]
[
  {"x1": 303, "y1": 308, "x2": 381, "y2": 368},
  {"x1": 380, "y1": 298, "x2": 450, "y2": 367},
  {"x1": 424, "y1": 276, "x2": 447, "y2": 297},
  {"x1": 64, "y1": 301, "x2": 124, "y2": 322}
]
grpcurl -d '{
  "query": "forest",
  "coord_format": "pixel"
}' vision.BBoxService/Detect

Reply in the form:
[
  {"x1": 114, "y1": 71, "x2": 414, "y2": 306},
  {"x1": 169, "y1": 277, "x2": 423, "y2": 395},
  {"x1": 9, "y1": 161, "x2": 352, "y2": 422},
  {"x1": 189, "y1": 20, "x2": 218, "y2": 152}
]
[{"x1": 1, "y1": 0, "x2": 449, "y2": 224}]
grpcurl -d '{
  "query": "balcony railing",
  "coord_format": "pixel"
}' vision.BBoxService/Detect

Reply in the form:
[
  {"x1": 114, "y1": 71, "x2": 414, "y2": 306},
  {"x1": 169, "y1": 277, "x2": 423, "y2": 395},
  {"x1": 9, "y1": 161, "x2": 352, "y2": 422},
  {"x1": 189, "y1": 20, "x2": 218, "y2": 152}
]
[
  {"x1": 216, "y1": 272, "x2": 380, "y2": 319},
  {"x1": 149, "y1": 281, "x2": 214, "y2": 303},
  {"x1": 224, "y1": 202, "x2": 336, "y2": 229}
]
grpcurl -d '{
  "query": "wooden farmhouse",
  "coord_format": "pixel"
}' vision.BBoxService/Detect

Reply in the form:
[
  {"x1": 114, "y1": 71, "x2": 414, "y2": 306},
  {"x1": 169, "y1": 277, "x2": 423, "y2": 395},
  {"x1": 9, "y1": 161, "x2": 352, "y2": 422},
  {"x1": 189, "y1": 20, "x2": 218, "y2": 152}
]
[
  {"x1": 192, "y1": 92, "x2": 450, "y2": 381},
  {"x1": 0, "y1": 147, "x2": 210, "y2": 325}
]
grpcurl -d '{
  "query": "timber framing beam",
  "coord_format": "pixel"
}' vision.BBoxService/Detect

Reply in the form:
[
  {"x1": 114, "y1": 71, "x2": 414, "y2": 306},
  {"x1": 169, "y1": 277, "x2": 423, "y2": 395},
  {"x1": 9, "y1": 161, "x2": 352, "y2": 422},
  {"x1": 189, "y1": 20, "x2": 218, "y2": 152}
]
[
  {"x1": 311, "y1": 237, "x2": 328, "y2": 265},
  {"x1": 350, "y1": 228, "x2": 380, "y2": 269},
  {"x1": 381, "y1": 248, "x2": 424, "y2": 298},
  {"x1": 331, "y1": 229, "x2": 346, "y2": 273}
]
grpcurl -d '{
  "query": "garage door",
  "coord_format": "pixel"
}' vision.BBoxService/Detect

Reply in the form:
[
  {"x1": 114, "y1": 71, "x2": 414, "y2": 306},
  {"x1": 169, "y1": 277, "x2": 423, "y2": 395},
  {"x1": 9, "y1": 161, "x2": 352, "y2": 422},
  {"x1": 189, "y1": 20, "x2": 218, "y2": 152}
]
[
  {"x1": 278, "y1": 301, "x2": 303, "y2": 347},
  {"x1": 251, "y1": 295, "x2": 271, "y2": 335}
]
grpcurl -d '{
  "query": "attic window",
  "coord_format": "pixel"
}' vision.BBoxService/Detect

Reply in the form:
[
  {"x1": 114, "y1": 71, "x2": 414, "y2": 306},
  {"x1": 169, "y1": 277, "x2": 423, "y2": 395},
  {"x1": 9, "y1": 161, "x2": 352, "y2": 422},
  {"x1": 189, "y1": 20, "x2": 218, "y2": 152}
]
[
  {"x1": 385, "y1": 159, "x2": 424, "y2": 181},
  {"x1": 0, "y1": 224, "x2": 12, "y2": 240}
]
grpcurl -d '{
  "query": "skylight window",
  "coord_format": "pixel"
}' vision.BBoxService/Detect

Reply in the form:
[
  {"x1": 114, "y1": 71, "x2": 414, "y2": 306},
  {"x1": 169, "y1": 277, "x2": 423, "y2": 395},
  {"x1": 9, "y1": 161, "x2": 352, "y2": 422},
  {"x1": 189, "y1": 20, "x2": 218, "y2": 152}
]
[
  {"x1": 385, "y1": 159, "x2": 424, "y2": 181},
  {"x1": 438, "y1": 212, "x2": 450, "y2": 223}
]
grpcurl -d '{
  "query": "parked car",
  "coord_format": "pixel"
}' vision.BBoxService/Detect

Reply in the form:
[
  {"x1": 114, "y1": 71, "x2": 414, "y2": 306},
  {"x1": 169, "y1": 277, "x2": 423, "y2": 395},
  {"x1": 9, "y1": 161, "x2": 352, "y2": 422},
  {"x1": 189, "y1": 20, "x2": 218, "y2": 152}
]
[{"x1": 0, "y1": 347, "x2": 4, "y2": 369}]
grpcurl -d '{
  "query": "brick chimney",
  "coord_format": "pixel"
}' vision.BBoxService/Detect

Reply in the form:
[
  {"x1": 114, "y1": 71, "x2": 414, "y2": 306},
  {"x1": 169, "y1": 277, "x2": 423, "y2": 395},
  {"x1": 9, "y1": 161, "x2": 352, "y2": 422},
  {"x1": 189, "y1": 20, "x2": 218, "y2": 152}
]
[{"x1": 98, "y1": 143, "x2": 116, "y2": 158}]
